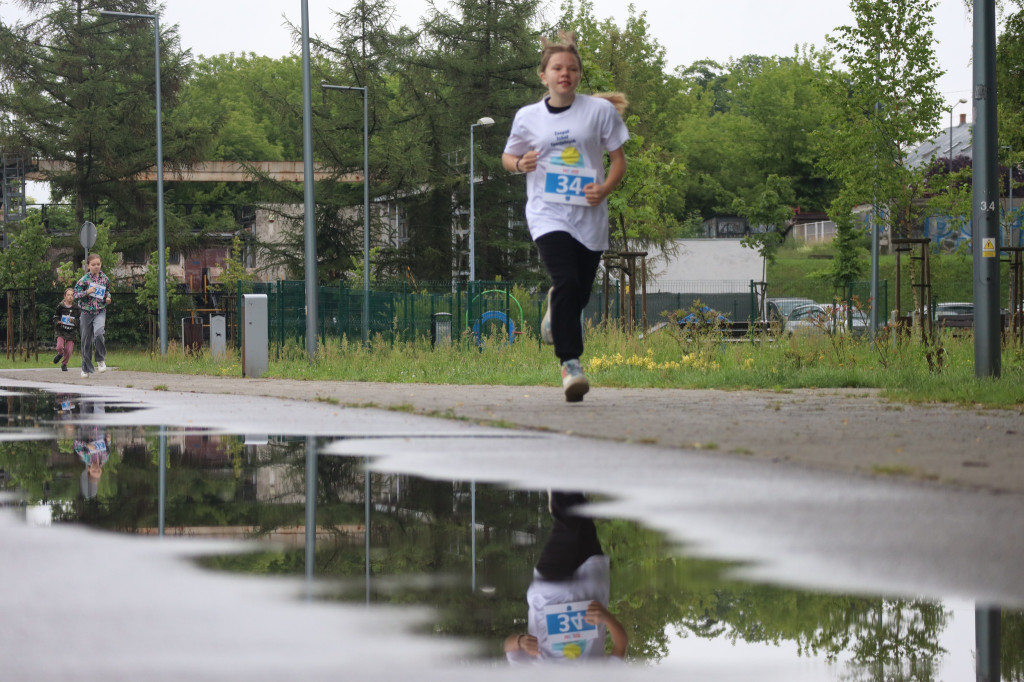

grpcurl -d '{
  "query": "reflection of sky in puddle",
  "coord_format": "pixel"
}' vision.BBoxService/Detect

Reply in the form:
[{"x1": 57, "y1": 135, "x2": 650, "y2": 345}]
[{"x1": 1, "y1": 388, "x2": 1020, "y2": 679}]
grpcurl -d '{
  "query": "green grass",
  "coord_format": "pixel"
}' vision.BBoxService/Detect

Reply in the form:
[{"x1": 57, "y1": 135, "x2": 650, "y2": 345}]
[
  {"x1": 4, "y1": 323, "x2": 1022, "y2": 409},
  {"x1": 769, "y1": 239, "x2": 986, "y2": 305}
]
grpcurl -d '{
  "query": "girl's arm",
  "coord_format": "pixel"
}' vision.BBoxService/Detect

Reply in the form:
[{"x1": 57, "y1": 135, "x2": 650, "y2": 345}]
[
  {"x1": 583, "y1": 146, "x2": 626, "y2": 206},
  {"x1": 503, "y1": 151, "x2": 538, "y2": 174},
  {"x1": 504, "y1": 633, "x2": 539, "y2": 656},
  {"x1": 585, "y1": 601, "x2": 628, "y2": 659}
]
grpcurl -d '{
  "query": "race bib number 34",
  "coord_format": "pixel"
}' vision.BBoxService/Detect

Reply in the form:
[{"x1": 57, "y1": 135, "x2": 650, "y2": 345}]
[
  {"x1": 543, "y1": 166, "x2": 597, "y2": 207},
  {"x1": 542, "y1": 600, "x2": 599, "y2": 645}
]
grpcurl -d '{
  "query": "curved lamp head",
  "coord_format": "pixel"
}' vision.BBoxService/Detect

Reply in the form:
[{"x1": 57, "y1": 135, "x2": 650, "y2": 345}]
[{"x1": 475, "y1": 117, "x2": 495, "y2": 127}]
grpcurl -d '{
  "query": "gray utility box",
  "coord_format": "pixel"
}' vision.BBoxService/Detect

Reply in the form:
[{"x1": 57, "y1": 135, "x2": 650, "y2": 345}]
[{"x1": 242, "y1": 294, "x2": 268, "y2": 378}]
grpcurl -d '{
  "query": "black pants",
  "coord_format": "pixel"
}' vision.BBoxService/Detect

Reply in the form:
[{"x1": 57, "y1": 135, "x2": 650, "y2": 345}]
[
  {"x1": 535, "y1": 232, "x2": 603, "y2": 363},
  {"x1": 536, "y1": 491, "x2": 604, "y2": 581}
]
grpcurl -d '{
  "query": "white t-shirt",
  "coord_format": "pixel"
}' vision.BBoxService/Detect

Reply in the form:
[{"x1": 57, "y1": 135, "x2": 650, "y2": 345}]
[
  {"x1": 506, "y1": 554, "x2": 623, "y2": 665},
  {"x1": 504, "y1": 94, "x2": 630, "y2": 252}
]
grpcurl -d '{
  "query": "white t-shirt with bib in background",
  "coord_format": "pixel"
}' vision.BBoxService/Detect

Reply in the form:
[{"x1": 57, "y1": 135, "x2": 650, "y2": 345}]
[{"x1": 504, "y1": 94, "x2": 629, "y2": 252}]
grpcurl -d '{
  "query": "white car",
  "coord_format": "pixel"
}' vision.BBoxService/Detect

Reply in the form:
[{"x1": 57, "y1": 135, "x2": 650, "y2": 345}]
[{"x1": 786, "y1": 303, "x2": 869, "y2": 336}]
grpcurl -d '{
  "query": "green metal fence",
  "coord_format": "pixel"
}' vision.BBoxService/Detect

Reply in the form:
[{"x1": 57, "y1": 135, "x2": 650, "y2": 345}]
[
  {"x1": 0, "y1": 277, "x2": 894, "y2": 354},
  {"x1": 235, "y1": 280, "x2": 621, "y2": 351}
]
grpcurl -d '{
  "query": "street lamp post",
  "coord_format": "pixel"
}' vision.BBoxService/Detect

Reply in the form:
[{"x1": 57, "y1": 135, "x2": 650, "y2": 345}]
[
  {"x1": 322, "y1": 83, "x2": 370, "y2": 345},
  {"x1": 949, "y1": 97, "x2": 968, "y2": 175},
  {"x1": 469, "y1": 117, "x2": 494, "y2": 282},
  {"x1": 98, "y1": 10, "x2": 167, "y2": 355},
  {"x1": 299, "y1": 0, "x2": 318, "y2": 361}
]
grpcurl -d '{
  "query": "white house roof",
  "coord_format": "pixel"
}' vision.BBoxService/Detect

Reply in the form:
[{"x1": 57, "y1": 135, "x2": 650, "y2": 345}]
[{"x1": 907, "y1": 119, "x2": 972, "y2": 168}]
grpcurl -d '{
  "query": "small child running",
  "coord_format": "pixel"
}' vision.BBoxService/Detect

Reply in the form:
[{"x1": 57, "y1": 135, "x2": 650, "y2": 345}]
[{"x1": 52, "y1": 288, "x2": 79, "y2": 372}]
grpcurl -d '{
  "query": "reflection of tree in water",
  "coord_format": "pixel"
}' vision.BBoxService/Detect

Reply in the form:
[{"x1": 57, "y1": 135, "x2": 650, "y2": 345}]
[
  {"x1": 5, "y1": 402, "x2": 1014, "y2": 676},
  {"x1": 836, "y1": 600, "x2": 948, "y2": 682},
  {"x1": 599, "y1": 519, "x2": 952, "y2": 676}
]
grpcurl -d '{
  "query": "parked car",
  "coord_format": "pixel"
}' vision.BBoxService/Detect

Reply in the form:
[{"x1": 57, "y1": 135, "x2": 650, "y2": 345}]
[
  {"x1": 767, "y1": 297, "x2": 816, "y2": 320},
  {"x1": 786, "y1": 303, "x2": 869, "y2": 336},
  {"x1": 935, "y1": 302, "x2": 974, "y2": 318}
]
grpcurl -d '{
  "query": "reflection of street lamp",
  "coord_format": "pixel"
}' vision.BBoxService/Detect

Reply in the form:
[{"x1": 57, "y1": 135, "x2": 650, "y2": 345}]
[
  {"x1": 98, "y1": 10, "x2": 167, "y2": 355},
  {"x1": 949, "y1": 98, "x2": 968, "y2": 174},
  {"x1": 321, "y1": 83, "x2": 370, "y2": 344},
  {"x1": 469, "y1": 117, "x2": 494, "y2": 282}
]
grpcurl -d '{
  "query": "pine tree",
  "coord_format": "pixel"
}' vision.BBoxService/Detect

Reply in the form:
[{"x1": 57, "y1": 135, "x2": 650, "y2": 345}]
[
  {"x1": 0, "y1": 1, "x2": 206, "y2": 259},
  {"x1": 405, "y1": 0, "x2": 544, "y2": 281}
]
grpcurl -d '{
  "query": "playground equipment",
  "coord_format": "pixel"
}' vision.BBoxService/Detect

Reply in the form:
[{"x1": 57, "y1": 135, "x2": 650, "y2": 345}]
[{"x1": 466, "y1": 289, "x2": 524, "y2": 346}]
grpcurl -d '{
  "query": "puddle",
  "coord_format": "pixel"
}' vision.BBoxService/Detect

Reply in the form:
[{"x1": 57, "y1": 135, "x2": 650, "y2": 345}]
[{"x1": 1, "y1": 387, "x2": 1022, "y2": 679}]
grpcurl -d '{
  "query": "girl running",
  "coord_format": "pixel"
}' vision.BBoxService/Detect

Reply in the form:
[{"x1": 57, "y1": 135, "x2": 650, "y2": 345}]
[{"x1": 502, "y1": 31, "x2": 628, "y2": 402}]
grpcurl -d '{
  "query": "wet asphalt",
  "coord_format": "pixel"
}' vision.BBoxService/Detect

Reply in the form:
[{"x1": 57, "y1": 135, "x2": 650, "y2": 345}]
[{"x1": 2, "y1": 367, "x2": 1023, "y2": 680}]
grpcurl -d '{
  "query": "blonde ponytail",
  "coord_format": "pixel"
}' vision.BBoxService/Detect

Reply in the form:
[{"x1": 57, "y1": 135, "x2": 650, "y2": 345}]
[{"x1": 592, "y1": 92, "x2": 629, "y2": 117}]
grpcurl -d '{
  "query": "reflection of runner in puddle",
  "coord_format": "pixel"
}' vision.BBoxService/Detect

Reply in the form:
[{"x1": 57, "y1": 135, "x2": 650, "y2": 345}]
[
  {"x1": 505, "y1": 492, "x2": 627, "y2": 664},
  {"x1": 73, "y1": 402, "x2": 110, "y2": 500}
]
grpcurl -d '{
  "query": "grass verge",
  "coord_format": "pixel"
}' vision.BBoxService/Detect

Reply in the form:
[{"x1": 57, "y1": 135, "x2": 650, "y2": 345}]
[{"x1": 2, "y1": 324, "x2": 1022, "y2": 409}]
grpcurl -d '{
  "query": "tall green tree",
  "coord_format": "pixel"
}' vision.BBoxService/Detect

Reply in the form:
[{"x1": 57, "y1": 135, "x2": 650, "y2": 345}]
[
  {"x1": 670, "y1": 50, "x2": 836, "y2": 221},
  {"x1": 399, "y1": 0, "x2": 543, "y2": 281},
  {"x1": 0, "y1": 1, "x2": 208, "y2": 260},
  {"x1": 312, "y1": 0, "x2": 412, "y2": 283},
  {"x1": 170, "y1": 53, "x2": 305, "y2": 261},
  {"x1": 733, "y1": 174, "x2": 795, "y2": 282},
  {"x1": 558, "y1": 1, "x2": 686, "y2": 250},
  {"x1": 817, "y1": 0, "x2": 944, "y2": 287},
  {"x1": 0, "y1": 213, "x2": 53, "y2": 291}
]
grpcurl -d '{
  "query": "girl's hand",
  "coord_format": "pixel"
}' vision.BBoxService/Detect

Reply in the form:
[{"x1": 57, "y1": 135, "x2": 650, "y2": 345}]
[
  {"x1": 583, "y1": 182, "x2": 609, "y2": 206},
  {"x1": 519, "y1": 634, "x2": 539, "y2": 656},
  {"x1": 585, "y1": 601, "x2": 611, "y2": 625},
  {"x1": 518, "y1": 150, "x2": 539, "y2": 173}
]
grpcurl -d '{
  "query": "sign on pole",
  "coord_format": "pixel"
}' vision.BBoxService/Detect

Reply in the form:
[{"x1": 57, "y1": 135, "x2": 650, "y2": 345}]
[{"x1": 79, "y1": 221, "x2": 97, "y2": 251}]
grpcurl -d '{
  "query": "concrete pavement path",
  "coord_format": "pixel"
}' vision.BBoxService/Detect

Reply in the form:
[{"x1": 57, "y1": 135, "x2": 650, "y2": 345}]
[{"x1": 2, "y1": 366, "x2": 1022, "y2": 494}]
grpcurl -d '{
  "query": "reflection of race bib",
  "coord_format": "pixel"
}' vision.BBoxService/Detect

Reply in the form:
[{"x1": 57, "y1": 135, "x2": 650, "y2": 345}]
[
  {"x1": 543, "y1": 166, "x2": 596, "y2": 207},
  {"x1": 93, "y1": 439, "x2": 107, "y2": 453},
  {"x1": 542, "y1": 600, "x2": 598, "y2": 659},
  {"x1": 93, "y1": 285, "x2": 107, "y2": 300}
]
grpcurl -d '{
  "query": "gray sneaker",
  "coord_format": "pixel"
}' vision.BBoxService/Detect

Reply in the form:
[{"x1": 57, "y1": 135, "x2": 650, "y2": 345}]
[
  {"x1": 560, "y1": 359, "x2": 589, "y2": 402},
  {"x1": 541, "y1": 287, "x2": 554, "y2": 345}
]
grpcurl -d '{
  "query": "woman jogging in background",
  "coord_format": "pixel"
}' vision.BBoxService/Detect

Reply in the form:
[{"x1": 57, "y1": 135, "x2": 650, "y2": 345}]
[{"x1": 502, "y1": 30, "x2": 628, "y2": 403}]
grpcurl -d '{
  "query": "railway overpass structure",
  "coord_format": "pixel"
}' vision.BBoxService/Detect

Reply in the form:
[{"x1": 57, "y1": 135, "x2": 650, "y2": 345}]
[{"x1": 24, "y1": 159, "x2": 360, "y2": 183}]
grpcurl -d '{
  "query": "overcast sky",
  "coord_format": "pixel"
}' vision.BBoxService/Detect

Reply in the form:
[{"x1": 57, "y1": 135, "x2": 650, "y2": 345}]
[
  {"x1": 153, "y1": 0, "x2": 975, "y2": 112},
  {"x1": 1, "y1": 0, "x2": 978, "y2": 204},
  {"x1": 0, "y1": 0, "x2": 977, "y2": 113}
]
